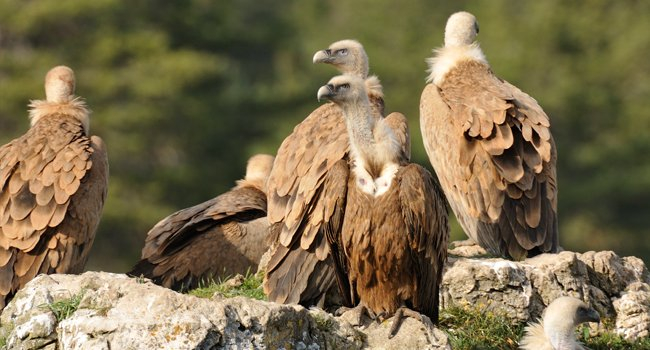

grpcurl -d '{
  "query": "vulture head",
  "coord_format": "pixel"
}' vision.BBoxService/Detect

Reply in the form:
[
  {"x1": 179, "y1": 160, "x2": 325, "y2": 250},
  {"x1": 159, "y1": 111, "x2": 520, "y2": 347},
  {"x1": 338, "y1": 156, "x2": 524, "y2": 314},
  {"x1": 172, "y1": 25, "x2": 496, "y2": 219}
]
[
  {"x1": 242, "y1": 154, "x2": 275, "y2": 192},
  {"x1": 45, "y1": 65, "x2": 76, "y2": 103},
  {"x1": 317, "y1": 74, "x2": 367, "y2": 105},
  {"x1": 30, "y1": 65, "x2": 89, "y2": 133},
  {"x1": 520, "y1": 296, "x2": 600, "y2": 350},
  {"x1": 444, "y1": 11, "x2": 479, "y2": 47},
  {"x1": 313, "y1": 39, "x2": 369, "y2": 77}
]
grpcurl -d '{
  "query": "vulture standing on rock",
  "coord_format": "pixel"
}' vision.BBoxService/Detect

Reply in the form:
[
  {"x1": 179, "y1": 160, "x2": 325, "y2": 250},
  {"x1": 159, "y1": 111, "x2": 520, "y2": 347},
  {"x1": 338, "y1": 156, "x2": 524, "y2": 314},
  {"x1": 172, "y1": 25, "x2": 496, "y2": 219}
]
[
  {"x1": 420, "y1": 11, "x2": 558, "y2": 260},
  {"x1": 264, "y1": 39, "x2": 410, "y2": 307},
  {"x1": 0, "y1": 66, "x2": 108, "y2": 308},
  {"x1": 317, "y1": 75, "x2": 448, "y2": 333},
  {"x1": 129, "y1": 154, "x2": 274, "y2": 292},
  {"x1": 519, "y1": 296, "x2": 600, "y2": 350}
]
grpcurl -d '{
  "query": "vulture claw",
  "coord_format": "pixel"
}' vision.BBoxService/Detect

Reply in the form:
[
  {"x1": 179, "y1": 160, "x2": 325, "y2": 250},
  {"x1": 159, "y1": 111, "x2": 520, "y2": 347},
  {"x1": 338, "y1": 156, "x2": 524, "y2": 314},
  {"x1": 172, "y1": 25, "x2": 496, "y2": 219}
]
[{"x1": 388, "y1": 307, "x2": 424, "y2": 339}]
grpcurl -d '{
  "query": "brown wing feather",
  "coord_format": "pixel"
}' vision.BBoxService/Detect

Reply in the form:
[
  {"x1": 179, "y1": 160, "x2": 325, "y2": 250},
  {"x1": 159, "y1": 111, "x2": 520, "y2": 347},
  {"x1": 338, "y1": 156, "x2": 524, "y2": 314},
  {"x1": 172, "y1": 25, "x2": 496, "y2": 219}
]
[
  {"x1": 130, "y1": 185, "x2": 268, "y2": 291},
  {"x1": 397, "y1": 164, "x2": 449, "y2": 322},
  {"x1": 319, "y1": 160, "x2": 352, "y2": 307},
  {"x1": 0, "y1": 116, "x2": 107, "y2": 305},
  {"x1": 264, "y1": 157, "x2": 348, "y2": 306},
  {"x1": 420, "y1": 60, "x2": 557, "y2": 260},
  {"x1": 264, "y1": 103, "x2": 349, "y2": 306},
  {"x1": 383, "y1": 112, "x2": 411, "y2": 162}
]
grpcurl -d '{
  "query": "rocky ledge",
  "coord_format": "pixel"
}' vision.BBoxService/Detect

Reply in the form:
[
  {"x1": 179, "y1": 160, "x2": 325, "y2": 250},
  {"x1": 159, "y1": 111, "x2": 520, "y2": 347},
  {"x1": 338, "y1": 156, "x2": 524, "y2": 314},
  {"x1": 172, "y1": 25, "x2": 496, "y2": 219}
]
[
  {"x1": 443, "y1": 248, "x2": 650, "y2": 340},
  {"x1": 1, "y1": 249, "x2": 648, "y2": 349}
]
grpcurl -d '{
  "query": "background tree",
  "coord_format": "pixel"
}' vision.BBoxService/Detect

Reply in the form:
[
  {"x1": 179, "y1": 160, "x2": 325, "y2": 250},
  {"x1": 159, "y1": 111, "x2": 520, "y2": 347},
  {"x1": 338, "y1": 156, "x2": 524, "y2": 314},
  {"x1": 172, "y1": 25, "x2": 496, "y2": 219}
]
[{"x1": 1, "y1": 0, "x2": 648, "y2": 271}]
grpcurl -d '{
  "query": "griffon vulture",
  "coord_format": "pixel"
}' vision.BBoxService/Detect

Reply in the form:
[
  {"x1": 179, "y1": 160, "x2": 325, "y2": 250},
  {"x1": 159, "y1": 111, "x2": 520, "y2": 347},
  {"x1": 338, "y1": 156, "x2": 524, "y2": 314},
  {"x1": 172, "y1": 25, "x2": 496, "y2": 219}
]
[
  {"x1": 420, "y1": 11, "x2": 558, "y2": 260},
  {"x1": 313, "y1": 39, "x2": 411, "y2": 161},
  {"x1": 317, "y1": 74, "x2": 449, "y2": 332},
  {"x1": 264, "y1": 39, "x2": 410, "y2": 307},
  {"x1": 519, "y1": 296, "x2": 600, "y2": 350},
  {"x1": 0, "y1": 66, "x2": 108, "y2": 308},
  {"x1": 129, "y1": 154, "x2": 274, "y2": 291}
]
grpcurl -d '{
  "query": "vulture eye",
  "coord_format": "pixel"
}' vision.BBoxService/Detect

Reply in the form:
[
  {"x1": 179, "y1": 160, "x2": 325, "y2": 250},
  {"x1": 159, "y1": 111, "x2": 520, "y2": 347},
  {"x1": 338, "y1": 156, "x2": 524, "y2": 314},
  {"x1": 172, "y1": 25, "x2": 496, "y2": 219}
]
[
  {"x1": 339, "y1": 83, "x2": 350, "y2": 90},
  {"x1": 337, "y1": 48, "x2": 348, "y2": 56},
  {"x1": 475, "y1": 22, "x2": 480, "y2": 34}
]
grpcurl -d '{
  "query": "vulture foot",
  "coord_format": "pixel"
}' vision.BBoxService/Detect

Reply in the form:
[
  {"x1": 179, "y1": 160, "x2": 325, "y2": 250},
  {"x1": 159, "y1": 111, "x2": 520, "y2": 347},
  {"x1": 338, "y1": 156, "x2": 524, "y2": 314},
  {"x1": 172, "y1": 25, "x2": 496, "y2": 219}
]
[
  {"x1": 388, "y1": 307, "x2": 425, "y2": 339},
  {"x1": 335, "y1": 303, "x2": 377, "y2": 328}
]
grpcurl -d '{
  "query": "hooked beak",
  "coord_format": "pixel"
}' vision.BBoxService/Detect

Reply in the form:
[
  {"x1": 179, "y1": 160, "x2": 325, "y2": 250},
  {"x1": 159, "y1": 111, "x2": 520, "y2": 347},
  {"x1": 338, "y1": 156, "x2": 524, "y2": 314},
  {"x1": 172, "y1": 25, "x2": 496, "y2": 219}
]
[
  {"x1": 313, "y1": 49, "x2": 332, "y2": 64},
  {"x1": 579, "y1": 307, "x2": 601, "y2": 324},
  {"x1": 317, "y1": 84, "x2": 334, "y2": 102}
]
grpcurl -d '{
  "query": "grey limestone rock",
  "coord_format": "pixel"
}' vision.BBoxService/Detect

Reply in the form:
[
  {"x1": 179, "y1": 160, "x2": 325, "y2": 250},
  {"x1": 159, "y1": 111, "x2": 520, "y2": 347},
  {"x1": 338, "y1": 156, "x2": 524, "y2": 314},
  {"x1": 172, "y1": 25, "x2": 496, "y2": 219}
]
[
  {"x1": 441, "y1": 249, "x2": 650, "y2": 340},
  {"x1": 0, "y1": 272, "x2": 449, "y2": 350},
  {"x1": 2, "y1": 249, "x2": 648, "y2": 349}
]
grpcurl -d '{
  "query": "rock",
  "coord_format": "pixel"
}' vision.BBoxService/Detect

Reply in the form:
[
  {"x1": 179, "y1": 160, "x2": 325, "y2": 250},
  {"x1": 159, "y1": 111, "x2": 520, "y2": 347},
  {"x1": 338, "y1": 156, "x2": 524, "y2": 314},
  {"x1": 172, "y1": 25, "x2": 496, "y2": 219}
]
[
  {"x1": 0, "y1": 272, "x2": 449, "y2": 349},
  {"x1": 223, "y1": 274, "x2": 245, "y2": 289},
  {"x1": 613, "y1": 282, "x2": 650, "y2": 340},
  {"x1": 441, "y1": 250, "x2": 650, "y2": 340},
  {"x1": 2, "y1": 249, "x2": 648, "y2": 348},
  {"x1": 447, "y1": 240, "x2": 488, "y2": 258}
]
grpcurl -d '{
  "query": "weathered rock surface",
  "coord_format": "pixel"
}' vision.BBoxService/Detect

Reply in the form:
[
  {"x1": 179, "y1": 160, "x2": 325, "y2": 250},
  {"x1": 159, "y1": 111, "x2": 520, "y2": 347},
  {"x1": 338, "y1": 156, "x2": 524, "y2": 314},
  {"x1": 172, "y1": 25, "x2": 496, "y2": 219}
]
[
  {"x1": 0, "y1": 272, "x2": 449, "y2": 350},
  {"x1": 442, "y1": 249, "x2": 650, "y2": 340},
  {"x1": 2, "y1": 249, "x2": 648, "y2": 349}
]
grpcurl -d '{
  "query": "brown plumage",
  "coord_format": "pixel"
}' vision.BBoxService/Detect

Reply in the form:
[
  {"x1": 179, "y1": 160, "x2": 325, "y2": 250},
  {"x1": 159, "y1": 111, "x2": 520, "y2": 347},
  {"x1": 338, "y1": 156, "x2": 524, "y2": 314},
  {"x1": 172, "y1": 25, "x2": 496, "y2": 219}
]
[
  {"x1": 129, "y1": 154, "x2": 274, "y2": 291},
  {"x1": 519, "y1": 296, "x2": 600, "y2": 350},
  {"x1": 264, "y1": 39, "x2": 411, "y2": 307},
  {"x1": 317, "y1": 75, "x2": 449, "y2": 327},
  {"x1": 0, "y1": 66, "x2": 108, "y2": 308},
  {"x1": 420, "y1": 12, "x2": 558, "y2": 260}
]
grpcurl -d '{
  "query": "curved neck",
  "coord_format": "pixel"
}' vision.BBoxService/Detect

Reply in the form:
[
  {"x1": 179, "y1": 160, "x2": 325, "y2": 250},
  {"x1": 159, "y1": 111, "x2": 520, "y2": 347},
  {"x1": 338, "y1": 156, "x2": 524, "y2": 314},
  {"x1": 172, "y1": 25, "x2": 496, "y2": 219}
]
[{"x1": 341, "y1": 97, "x2": 377, "y2": 159}]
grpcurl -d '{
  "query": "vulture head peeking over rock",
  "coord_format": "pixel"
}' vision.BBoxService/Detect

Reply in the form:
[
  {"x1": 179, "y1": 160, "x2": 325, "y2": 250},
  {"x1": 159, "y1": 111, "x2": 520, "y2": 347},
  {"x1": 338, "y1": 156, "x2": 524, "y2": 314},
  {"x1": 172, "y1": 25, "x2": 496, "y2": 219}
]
[{"x1": 519, "y1": 296, "x2": 600, "y2": 350}]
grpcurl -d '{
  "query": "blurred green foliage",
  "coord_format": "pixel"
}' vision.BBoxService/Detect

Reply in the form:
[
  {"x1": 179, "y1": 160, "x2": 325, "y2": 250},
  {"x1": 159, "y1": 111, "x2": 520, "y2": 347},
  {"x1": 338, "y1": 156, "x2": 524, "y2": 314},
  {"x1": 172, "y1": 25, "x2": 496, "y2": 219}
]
[{"x1": 0, "y1": 0, "x2": 648, "y2": 271}]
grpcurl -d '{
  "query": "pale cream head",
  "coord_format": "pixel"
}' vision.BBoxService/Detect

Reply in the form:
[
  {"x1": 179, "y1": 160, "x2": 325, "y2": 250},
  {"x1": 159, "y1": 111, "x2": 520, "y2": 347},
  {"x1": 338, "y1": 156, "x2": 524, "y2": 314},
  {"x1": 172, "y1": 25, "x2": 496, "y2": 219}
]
[
  {"x1": 45, "y1": 65, "x2": 76, "y2": 103},
  {"x1": 543, "y1": 296, "x2": 600, "y2": 348},
  {"x1": 312, "y1": 39, "x2": 369, "y2": 77},
  {"x1": 317, "y1": 74, "x2": 367, "y2": 104},
  {"x1": 444, "y1": 11, "x2": 479, "y2": 47},
  {"x1": 245, "y1": 154, "x2": 275, "y2": 182},
  {"x1": 29, "y1": 65, "x2": 90, "y2": 133}
]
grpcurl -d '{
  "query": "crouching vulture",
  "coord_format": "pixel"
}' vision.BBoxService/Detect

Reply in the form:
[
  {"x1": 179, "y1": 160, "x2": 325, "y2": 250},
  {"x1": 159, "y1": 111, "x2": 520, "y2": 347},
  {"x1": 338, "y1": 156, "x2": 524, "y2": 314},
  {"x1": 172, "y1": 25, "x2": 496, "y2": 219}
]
[
  {"x1": 420, "y1": 11, "x2": 558, "y2": 260},
  {"x1": 519, "y1": 296, "x2": 600, "y2": 350},
  {"x1": 129, "y1": 154, "x2": 274, "y2": 291},
  {"x1": 317, "y1": 74, "x2": 449, "y2": 334},
  {"x1": 0, "y1": 66, "x2": 109, "y2": 308},
  {"x1": 264, "y1": 39, "x2": 410, "y2": 308}
]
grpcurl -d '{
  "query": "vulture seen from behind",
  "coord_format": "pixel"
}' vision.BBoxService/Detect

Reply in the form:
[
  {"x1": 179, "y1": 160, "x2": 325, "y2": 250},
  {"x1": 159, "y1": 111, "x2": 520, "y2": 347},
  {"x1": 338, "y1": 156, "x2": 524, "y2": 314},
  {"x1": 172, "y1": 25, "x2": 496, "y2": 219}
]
[
  {"x1": 317, "y1": 74, "x2": 449, "y2": 333},
  {"x1": 519, "y1": 296, "x2": 600, "y2": 350},
  {"x1": 129, "y1": 154, "x2": 274, "y2": 292},
  {"x1": 420, "y1": 11, "x2": 558, "y2": 260},
  {"x1": 264, "y1": 39, "x2": 410, "y2": 308},
  {"x1": 0, "y1": 66, "x2": 109, "y2": 308}
]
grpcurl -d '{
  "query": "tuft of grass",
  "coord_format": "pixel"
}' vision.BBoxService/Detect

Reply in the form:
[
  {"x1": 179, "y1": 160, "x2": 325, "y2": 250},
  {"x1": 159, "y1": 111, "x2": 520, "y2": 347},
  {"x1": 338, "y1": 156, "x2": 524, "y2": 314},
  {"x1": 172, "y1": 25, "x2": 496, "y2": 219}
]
[
  {"x1": 579, "y1": 319, "x2": 650, "y2": 350},
  {"x1": 46, "y1": 290, "x2": 85, "y2": 322},
  {"x1": 439, "y1": 304, "x2": 650, "y2": 350},
  {"x1": 439, "y1": 303, "x2": 523, "y2": 350},
  {"x1": 312, "y1": 312, "x2": 335, "y2": 333},
  {"x1": 188, "y1": 270, "x2": 266, "y2": 300}
]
